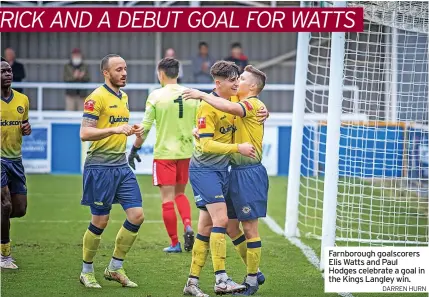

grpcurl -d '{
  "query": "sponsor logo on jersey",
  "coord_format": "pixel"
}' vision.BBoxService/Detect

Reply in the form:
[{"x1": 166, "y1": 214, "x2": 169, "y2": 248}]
[
  {"x1": 109, "y1": 105, "x2": 118, "y2": 109},
  {"x1": 1, "y1": 120, "x2": 21, "y2": 126},
  {"x1": 109, "y1": 116, "x2": 129, "y2": 124},
  {"x1": 17, "y1": 106, "x2": 24, "y2": 114},
  {"x1": 219, "y1": 124, "x2": 236, "y2": 134},
  {"x1": 84, "y1": 99, "x2": 95, "y2": 112}
]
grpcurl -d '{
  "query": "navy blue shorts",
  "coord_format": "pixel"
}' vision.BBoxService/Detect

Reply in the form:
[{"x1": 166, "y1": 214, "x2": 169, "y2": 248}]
[
  {"x1": 189, "y1": 169, "x2": 229, "y2": 211},
  {"x1": 226, "y1": 164, "x2": 269, "y2": 221},
  {"x1": 81, "y1": 165, "x2": 143, "y2": 216},
  {"x1": 1, "y1": 158, "x2": 27, "y2": 195}
]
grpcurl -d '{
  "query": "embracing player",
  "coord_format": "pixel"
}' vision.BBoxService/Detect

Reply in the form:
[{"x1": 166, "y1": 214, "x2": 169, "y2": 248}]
[
  {"x1": 183, "y1": 60, "x2": 261, "y2": 297},
  {"x1": 128, "y1": 57, "x2": 198, "y2": 253},
  {"x1": 79, "y1": 54, "x2": 144, "y2": 288},
  {"x1": 1, "y1": 58, "x2": 32, "y2": 269},
  {"x1": 184, "y1": 65, "x2": 269, "y2": 295}
]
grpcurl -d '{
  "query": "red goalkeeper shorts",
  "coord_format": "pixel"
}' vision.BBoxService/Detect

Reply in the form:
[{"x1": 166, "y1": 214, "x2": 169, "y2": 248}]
[{"x1": 152, "y1": 158, "x2": 190, "y2": 186}]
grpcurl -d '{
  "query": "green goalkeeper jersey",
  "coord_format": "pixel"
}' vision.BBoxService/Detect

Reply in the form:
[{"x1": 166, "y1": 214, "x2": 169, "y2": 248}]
[{"x1": 141, "y1": 84, "x2": 200, "y2": 159}]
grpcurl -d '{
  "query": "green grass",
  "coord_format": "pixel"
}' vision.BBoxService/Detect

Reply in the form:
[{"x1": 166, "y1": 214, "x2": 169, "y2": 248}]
[{"x1": 1, "y1": 175, "x2": 427, "y2": 297}]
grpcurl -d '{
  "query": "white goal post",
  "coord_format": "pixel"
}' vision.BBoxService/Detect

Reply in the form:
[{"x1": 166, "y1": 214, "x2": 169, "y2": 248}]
[{"x1": 285, "y1": 1, "x2": 429, "y2": 270}]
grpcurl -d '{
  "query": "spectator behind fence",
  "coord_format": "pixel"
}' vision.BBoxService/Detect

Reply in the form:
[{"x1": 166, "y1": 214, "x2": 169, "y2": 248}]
[
  {"x1": 157, "y1": 48, "x2": 183, "y2": 83},
  {"x1": 4, "y1": 48, "x2": 26, "y2": 93},
  {"x1": 63, "y1": 48, "x2": 91, "y2": 111},
  {"x1": 192, "y1": 42, "x2": 214, "y2": 92},
  {"x1": 225, "y1": 42, "x2": 248, "y2": 74}
]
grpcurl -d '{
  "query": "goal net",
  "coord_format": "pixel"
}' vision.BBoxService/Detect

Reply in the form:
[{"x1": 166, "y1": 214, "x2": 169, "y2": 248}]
[{"x1": 289, "y1": 1, "x2": 428, "y2": 247}]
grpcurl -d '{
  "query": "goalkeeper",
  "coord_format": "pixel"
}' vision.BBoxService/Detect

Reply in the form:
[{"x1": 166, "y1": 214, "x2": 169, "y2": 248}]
[
  {"x1": 128, "y1": 58, "x2": 199, "y2": 253},
  {"x1": 183, "y1": 65, "x2": 269, "y2": 296}
]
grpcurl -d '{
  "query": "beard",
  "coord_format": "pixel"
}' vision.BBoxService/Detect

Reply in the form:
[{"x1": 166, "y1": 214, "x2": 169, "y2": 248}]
[{"x1": 110, "y1": 77, "x2": 126, "y2": 88}]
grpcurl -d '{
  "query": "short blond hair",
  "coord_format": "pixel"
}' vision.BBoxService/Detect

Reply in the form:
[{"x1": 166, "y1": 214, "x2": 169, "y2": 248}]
[{"x1": 244, "y1": 65, "x2": 266, "y2": 93}]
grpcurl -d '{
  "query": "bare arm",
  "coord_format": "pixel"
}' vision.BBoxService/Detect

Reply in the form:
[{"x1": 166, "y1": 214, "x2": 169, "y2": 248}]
[
  {"x1": 201, "y1": 93, "x2": 245, "y2": 117},
  {"x1": 183, "y1": 89, "x2": 244, "y2": 117},
  {"x1": 22, "y1": 98, "x2": 31, "y2": 136},
  {"x1": 80, "y1": 117, "x2": 118, "y2": 141},
  {"x1": 134, "y1": 136, "x2": 144, "y2": 148},
  {"x1": 133, "y1": 101, "x2": 155, "y2": 148}
]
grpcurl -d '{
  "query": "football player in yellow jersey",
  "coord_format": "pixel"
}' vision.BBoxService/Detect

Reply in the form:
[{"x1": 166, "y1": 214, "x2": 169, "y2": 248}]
[
  {"x1": 1, "y1": 59, "x2": 31, "y2": 269},
  {"x1": 183, "y1": 61, "x2": 267, "y2": 297},
  {"x1": 78, "y1": 54, "x2": 144, "y2": 289},
  {"x1": 184, "y1": 65, "x2": 269, "y2": 295}
]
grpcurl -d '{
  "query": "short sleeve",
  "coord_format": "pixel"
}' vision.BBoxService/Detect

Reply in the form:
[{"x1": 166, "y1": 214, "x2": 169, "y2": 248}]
[
  {"x1": 23, "y1": 95, "x2": 29, "y2": 122},
  {"x1": 237, "y1": 99, "x2": 257, "y2": 118},
  {"x1": 83, "y1": 93, "x2": 103, "y2": 120}
]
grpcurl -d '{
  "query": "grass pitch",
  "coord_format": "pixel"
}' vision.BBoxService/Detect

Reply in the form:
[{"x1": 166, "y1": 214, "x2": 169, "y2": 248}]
[{"x1": 1, "y1": 175, "x2": 426, "y2": 297}]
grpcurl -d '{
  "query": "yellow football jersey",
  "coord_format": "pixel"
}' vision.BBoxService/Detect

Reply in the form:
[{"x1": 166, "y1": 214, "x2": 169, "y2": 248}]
[
  {"x1": 230, "y1": 96, "x2": 239, "y2": 103},
  {"x1": 231, "y1": 96, "x2": 266, "y2": 165},
  {"x1": 191, "y1": 93, "x2": 237, "y2": 169},
  {"x1": 83, "y1": 84, "x2": 130, "y2": 166},
  {"x1": 1, "y1": 89, "x2": 29, "y2": 158}
]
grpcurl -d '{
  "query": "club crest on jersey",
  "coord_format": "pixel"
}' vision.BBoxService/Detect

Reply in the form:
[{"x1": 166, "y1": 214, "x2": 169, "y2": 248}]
[
  {"x1": 243, "y1": 101, "x2": 253, "y2": 111},
  {"x1": 198, "y1": 117, "x2": 206, "y2": 129},
  {"x1": 242, "y1": 206, "x2": 251, "y2": 214},
  {"x1": 17, "y1": 106, "x2": 24, "y2": 114},
  {"x1": 84, "y1": 99, "x2": 95, "y2": 112}
]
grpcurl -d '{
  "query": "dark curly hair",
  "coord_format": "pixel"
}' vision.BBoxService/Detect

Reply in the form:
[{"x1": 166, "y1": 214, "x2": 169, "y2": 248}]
[{"x1": 210, "y1": 60, "x2": 240, "y2": 80}]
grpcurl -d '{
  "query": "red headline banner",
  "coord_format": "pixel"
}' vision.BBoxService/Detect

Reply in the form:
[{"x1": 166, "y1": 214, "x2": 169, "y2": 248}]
[{"x1": 0, "y1": 7, "x2": 364, "y2": 32}]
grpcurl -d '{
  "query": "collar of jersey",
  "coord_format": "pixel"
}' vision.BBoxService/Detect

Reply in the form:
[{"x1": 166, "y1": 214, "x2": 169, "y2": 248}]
[
  {"x1": 211, "y1": 90, "x2": 232, "y2": 101},
  {"x1": 245, "y1": 96, "x2": 258, "y2": 100},
  {"x1": 211, "y1": 90, "x2": 220, "y2": 97},
  {"x1": 1, "y1": 90, "x2": 14, "y2": 104},
  {"x1": 165, "y1": 83, "x2": 179, "y2": 88},
  {"x1": 103, "y1": 84, "x2": 122, "y2": 99}
]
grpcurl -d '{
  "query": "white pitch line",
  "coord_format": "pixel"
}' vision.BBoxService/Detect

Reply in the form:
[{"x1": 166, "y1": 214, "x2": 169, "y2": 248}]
[
  {"x1": 262, "y1": 215, "x2": 354, "y2": 297},
  {"x1": 261, "y1": 215, "x2": 284, "y2": 235}
]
